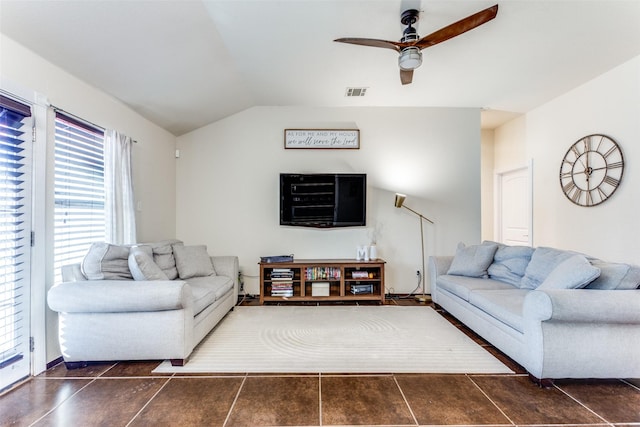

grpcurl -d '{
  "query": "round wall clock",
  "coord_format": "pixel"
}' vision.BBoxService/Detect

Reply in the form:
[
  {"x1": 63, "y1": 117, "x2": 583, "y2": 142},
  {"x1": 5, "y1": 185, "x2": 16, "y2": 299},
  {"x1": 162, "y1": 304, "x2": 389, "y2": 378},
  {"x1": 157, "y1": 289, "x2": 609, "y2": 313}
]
[{"x1": 559, "y1": 134, "x2": 624, "y2": 206}]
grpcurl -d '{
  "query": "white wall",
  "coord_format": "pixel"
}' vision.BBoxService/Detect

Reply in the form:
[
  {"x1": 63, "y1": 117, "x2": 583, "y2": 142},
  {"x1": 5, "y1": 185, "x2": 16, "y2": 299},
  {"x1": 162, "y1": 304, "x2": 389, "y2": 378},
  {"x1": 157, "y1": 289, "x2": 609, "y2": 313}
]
[
  {"x1": 494, "y1": 115, "x2": 527, "y2": 173},
  {"x1": 480, "y1": 129, "x2": 495, "y2": 240},
  {"x1": 1, "y1": 35, "x2": 178, "y2": 243},
  {"x1": 176, "y1": 106, "x2": 482, "y2": 295},
  {"x1": 1, "y1": 34, "x2": 178, "y2": 364},
  {"x1": 493, "y1": 55, "x2": 640, "y2": 263},
  {"x1": 527, "y1": 56, "x2": 640, "y2": 262}
]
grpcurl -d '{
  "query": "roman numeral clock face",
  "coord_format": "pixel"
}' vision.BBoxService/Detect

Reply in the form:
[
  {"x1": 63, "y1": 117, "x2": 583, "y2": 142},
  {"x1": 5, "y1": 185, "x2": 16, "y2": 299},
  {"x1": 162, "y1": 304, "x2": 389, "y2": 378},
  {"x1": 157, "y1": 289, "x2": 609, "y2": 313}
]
[{"x1": 559, "y1": 134, "x2": 624, "y2": 207}]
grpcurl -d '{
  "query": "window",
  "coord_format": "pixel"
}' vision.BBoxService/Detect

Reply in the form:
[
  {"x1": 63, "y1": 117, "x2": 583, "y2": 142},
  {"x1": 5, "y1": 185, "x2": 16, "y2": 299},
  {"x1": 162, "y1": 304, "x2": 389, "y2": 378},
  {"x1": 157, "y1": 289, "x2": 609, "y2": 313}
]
[
  {"x1": 0, "y1": 94, "x2": 32, "y2": 379},
  {"x1": 53, "y1": 113, "x2": 105, "y2": 283}
]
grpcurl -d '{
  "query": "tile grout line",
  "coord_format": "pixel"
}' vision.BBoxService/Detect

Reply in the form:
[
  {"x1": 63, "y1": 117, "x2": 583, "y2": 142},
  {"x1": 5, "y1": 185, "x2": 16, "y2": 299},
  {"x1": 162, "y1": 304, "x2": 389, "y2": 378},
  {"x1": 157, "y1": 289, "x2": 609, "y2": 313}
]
[
  {"x1": 28, "y1": 377, "x2": 99, "y2": 427},
  {"x1": 553, "y1": 383, "x2": 613, "y2": 426},
  {"x1": 392, "y1": 374, "x2": 420, "y2": 426},
  {"x1": 222, "y1": 373, "x2": 248, "y2": 427},
  {"x1": 621, "y1": 379, "x2": 640, "y2": 392},
  {"x1": 98, "y1": 363, "x2": 120, "y2": 377},
  {"x1": 466, "y1": 374, "x2": 516, "y2": 426},
  {"x1": 125, "y1": 376, "x2": 173, "y2": 427}
]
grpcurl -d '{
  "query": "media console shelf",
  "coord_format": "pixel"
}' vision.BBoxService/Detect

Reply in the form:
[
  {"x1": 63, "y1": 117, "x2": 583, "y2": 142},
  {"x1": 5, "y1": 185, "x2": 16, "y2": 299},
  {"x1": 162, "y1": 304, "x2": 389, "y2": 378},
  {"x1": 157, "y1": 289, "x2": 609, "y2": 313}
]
[{"x1": 259, "y1": 259, "x2": 385, "y2": 304}]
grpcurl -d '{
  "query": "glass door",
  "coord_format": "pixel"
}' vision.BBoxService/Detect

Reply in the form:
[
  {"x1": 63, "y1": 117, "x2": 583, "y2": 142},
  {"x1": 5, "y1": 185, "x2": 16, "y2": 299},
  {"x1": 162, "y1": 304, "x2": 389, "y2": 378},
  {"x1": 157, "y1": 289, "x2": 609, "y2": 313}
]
[{"x1": 0, "y1": 94, "x2": 32, "y2": 391}]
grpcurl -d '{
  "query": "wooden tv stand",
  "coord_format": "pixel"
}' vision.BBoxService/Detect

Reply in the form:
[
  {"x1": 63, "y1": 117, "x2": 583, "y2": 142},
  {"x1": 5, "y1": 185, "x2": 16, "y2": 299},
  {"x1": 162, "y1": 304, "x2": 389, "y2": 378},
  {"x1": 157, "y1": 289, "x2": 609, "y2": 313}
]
[{"x1": 259, "y1": 259, "x2": 385, "y2": 304}]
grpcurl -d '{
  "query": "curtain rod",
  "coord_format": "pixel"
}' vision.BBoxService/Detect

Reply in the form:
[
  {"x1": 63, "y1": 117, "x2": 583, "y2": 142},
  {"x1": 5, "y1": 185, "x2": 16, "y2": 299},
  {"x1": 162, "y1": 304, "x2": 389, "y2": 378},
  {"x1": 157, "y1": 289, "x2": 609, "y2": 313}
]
[{"x1": 49, "y1": 104, "x2": 138, "y2": 143}]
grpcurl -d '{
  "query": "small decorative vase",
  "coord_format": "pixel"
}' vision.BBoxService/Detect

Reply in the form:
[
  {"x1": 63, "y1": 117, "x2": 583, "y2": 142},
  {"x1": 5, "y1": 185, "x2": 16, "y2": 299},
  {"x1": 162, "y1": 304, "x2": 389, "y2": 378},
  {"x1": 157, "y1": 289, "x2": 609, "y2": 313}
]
[{"x1": 369, "y1": 245, "x2": 377, "y2": 260}]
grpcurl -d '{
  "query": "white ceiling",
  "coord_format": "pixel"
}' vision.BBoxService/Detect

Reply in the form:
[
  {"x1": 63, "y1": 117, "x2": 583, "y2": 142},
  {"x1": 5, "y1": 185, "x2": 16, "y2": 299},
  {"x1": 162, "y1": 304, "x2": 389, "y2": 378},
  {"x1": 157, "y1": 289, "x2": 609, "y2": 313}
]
[{"x1": 1, "y1": 0, "x2": 639, "y2": 136}]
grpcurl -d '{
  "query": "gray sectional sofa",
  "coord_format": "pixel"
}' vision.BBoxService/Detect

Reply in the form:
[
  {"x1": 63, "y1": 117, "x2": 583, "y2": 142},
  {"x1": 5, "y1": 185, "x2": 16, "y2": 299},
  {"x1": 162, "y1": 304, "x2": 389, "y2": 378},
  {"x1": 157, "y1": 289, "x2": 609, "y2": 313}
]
[
  {"x1": 48, "y1": 240, "x2": 238, "y2": 368},
  {"x1": 429, "y1": 242, "x2": 640, "y2": 382}
]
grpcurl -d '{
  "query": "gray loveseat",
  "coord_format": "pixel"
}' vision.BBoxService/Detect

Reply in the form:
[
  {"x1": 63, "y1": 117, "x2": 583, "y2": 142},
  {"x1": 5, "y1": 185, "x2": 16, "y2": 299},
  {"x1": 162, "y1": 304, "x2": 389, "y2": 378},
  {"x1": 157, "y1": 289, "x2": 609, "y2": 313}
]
[
  {"x1": 48, "y1": 240, "x2": 238, "y2": 369},
  {"x1": 429, "y1": 242, "x2": 640, "y2": 382}
]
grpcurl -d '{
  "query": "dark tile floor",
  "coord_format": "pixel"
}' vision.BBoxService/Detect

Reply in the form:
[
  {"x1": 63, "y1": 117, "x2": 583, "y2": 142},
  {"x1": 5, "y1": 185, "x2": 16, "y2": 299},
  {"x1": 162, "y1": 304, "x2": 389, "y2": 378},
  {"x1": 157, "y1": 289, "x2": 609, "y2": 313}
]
[{"x1": 2, "y1": 299, "x2": 639, "y2": 427}]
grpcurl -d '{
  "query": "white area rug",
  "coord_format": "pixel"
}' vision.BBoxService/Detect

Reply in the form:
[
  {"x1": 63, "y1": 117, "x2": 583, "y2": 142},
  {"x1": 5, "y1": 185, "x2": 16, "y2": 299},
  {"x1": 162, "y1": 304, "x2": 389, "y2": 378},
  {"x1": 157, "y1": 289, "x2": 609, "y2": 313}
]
[{"x1": 153, "y1": 305, "x2": 512, "y2": 374}]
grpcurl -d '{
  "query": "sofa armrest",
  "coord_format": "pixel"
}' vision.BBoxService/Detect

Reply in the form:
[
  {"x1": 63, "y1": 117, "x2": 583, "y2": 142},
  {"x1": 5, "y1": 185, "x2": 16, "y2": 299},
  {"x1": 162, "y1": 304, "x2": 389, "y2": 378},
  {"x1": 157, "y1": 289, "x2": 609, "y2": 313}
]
[
  {"x1": 61, "y1": 263, "x2": 86, "y2": 282},
  {"x1": 48, "y1": 280, "x2": 192, "y2": 313},
  {"x1": 428, "y1": 256, "x2": 453, "y2": 303},
  {"x1": 429, "y1": 256, "x2": 454, "y2": 277},
  {"x1": 524, "y1": 289, "x2": 640, "y2": 324},
  {"x1": 211, "y1": 256, "x2": 239, "y2": 289}
]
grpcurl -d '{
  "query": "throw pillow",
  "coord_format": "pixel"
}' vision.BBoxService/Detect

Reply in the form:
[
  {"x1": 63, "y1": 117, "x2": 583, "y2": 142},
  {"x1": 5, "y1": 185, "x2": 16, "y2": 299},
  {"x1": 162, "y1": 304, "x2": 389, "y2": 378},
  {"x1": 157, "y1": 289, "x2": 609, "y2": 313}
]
[
  {"x1": 584, "y1": 260, "x2": 630, "y2": 290},
  {"x1": 447, "y1": 242, "x2": 499, "y2": 278},
  {"x1": 520, "y1": 247, "x2": 576, "y2": 289},
  {"x1": 537, "y1": 254, "x2": 601, "y2": 290},
  {"x1": 173, "y1": 245, "x2": 216, "y2": 279},
  {"x1": 81, "y1": 242, "x2": 133, "y2": 280},
  {"x1": 128, "y1": 247, "x2": 169, "y2": 281},
  {"x1": 487, "y1": 243, "x2": 535, "y2": 287},
  {"x1": 149, "y1": 240, "x2": 183, "y2": 280}
]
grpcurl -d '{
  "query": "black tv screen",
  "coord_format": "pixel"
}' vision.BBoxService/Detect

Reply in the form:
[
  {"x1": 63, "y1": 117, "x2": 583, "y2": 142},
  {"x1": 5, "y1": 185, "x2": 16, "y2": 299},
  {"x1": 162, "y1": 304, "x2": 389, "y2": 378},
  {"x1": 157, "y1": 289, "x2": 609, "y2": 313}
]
[{"x1": 280, "y1": 173, "x2": 366, "y2": 228}]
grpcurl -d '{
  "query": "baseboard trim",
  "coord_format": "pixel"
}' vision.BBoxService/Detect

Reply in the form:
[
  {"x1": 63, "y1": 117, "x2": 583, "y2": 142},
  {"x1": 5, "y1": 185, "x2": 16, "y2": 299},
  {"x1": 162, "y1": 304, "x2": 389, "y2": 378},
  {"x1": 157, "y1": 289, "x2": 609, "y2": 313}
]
[{"x1": 46, "y1": 356, "x2": 64, "y2": 370}]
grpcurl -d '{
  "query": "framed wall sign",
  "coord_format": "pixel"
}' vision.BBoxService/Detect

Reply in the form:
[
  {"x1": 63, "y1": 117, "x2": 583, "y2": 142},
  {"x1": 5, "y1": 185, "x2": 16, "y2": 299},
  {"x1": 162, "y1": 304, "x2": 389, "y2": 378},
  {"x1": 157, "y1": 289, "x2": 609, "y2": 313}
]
[{"x1": 284, "y1": 129, "x2": 360, "y2": 149}]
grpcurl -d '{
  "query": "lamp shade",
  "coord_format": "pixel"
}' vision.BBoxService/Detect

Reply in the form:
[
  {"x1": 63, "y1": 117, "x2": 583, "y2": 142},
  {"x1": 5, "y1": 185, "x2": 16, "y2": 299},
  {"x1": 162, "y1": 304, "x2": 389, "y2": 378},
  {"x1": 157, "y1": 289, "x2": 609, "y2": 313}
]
[{"x1": 394, "y1": 193, "x2": 406, "y2": 208}]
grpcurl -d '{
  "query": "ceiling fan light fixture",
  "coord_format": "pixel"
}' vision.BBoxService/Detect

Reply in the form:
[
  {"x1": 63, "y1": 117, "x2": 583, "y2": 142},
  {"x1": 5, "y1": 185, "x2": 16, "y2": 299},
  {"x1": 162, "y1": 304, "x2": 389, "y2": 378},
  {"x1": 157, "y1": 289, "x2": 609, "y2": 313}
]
[{"x1": 398, "y1": 47, "x2": 422, "y2": 70}]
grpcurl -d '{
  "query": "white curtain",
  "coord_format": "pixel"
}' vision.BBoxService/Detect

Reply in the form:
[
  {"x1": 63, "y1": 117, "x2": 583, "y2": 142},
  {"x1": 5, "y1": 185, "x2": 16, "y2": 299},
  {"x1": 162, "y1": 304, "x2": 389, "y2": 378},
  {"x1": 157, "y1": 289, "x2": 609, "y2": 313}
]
[{"x1": 104, "y1": 129, "x2": 137, "y2": 244}]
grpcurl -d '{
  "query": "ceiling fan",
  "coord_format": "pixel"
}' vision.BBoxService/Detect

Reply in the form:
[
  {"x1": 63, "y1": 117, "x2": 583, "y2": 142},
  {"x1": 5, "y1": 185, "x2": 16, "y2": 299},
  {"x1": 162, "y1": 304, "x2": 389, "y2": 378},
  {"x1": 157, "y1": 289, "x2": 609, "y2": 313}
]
[{"x1": 334, "y1": 4, "x2": 498, "y2": 85}]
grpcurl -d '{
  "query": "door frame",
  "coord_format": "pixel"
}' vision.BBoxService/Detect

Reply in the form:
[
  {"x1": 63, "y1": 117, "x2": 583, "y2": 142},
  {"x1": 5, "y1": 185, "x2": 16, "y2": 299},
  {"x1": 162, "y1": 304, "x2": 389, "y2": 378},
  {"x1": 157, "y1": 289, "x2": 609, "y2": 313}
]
[
  {"x1": 494, "y1": 160, "x2": 533, "y2": 246},
  {"x1": 1, "y1": 82, "x2": 49, "y2": 387}
]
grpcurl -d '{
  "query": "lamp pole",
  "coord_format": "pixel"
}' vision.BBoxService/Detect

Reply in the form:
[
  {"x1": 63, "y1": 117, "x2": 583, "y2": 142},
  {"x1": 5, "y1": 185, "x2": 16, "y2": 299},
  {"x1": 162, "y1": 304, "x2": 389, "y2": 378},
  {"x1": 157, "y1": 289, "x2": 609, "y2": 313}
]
[{"x1": 394, "y1": 194, "x2": 434, "y2": 303}]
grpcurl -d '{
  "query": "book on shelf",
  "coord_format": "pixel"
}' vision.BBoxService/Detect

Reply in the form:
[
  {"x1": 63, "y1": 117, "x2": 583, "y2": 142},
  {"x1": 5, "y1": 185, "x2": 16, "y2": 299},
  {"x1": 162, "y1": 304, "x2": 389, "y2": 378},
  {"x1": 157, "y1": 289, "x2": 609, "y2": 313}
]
[
  {"x1": 271, "y1": 283, "x2": 293, "y2": 289},
  {"x1": 270, "y1": 282, "x2": 294, "y2": 297},
  {"x1": 305, "y1": 266, "x2": 341, "y2": 280},
  {"x1": 351, "y1": 270, "x2": 370, "y2": 279},
  {"x1": 270, "y1": 268, "x2": 294, "y2": 280},
  {"x1": 271, "y1": 291, "x2": 294, "y2": 297}
]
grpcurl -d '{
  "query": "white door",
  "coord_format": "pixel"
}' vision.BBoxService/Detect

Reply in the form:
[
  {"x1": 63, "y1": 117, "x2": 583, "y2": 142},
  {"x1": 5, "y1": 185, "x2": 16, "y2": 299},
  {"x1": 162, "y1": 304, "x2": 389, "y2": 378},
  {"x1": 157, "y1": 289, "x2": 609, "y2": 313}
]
[
  {"x1": 0, "y1": 96, "x2": 32, "y2": 391},
  {"x1": 496, "y1": 166, "x2": 531, "y2": 246}
]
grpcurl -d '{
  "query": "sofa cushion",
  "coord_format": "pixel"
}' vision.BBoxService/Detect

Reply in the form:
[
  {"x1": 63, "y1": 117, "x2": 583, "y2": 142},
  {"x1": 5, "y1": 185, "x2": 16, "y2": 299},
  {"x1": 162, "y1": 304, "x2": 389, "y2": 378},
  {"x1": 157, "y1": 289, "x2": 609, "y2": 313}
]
[
  {"x1": 447, "y1": 242, "x2": 499, "y2": 278},
  {"x1": 468, "y1": 289, "x2": 529, "y2": 333},
  {"x1": 520, "y1": 247, "x2": 576, "y2": 289},
  {"x1": 128, "y1": 247, "x2": 169, "y2": 281},
  {"x1": 487, "y1": 244, "x2": 535, "y2": 287},
  {"x1": 437, "y1": 275, "x2": 516, "y2": 302},
  {"x1": 537, "y1": 254, "x2": 600, "y2": 290},
  {"x1": 186, "y1": 276, "x2": 234, "y2": 315},
  {"x1": 149, "y1": 240, "x2": 183, "y2": 280},
  {"x1": 585, "y1": 261, "x2": 640, "y2": 290},
  {"x1": 174, "y1": 245, "x2": 216, "y2": 279},
  {"x1": 82, "y1": 243, "x2": 133, "y2": 280}
]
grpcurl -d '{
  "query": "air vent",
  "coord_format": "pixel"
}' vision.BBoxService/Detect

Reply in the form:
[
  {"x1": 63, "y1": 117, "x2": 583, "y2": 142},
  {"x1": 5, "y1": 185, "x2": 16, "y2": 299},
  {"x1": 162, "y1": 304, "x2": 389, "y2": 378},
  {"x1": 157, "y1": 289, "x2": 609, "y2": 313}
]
[{"x1": 345, "y1": 87, "x2": 367, "y2": 97}]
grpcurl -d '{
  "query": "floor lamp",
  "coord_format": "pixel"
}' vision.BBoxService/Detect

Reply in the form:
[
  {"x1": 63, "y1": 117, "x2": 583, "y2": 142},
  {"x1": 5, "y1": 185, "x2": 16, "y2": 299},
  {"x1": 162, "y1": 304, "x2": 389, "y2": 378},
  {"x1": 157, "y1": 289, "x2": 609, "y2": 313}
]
[{"x1": 394, "y1": 193, "x2": 434, "y2": 303}]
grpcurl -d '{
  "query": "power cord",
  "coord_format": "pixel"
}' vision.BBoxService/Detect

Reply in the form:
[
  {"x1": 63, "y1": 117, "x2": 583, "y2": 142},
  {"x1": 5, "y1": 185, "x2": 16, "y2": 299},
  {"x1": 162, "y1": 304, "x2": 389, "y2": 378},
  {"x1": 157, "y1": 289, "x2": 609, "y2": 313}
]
[{"x1": 396, "y1": 270, "x2": 422, "y2": 299}]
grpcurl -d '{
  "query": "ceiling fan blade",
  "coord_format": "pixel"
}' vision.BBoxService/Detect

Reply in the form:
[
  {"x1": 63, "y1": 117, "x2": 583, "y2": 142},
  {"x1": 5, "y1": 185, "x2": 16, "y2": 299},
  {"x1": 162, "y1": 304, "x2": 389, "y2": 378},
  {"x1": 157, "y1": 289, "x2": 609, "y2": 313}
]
[
  {"x1": 414, "y1": 4, "x2": 498, "y2": 50},
  {"x1": 400, "y1": 69, "x2": 414, "y2": 85},
  {"x1": 334, "y1": 37, "x2": 403, "y2": 52}
]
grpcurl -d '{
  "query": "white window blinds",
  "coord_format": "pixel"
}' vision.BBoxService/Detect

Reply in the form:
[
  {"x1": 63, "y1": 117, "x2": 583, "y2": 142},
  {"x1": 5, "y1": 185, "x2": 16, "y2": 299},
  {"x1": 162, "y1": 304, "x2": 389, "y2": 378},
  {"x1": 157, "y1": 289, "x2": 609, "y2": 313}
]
[
  {"x1": 0, "y1": 95, "x2": 32, "y2": 371},
  {"x1": 54, "y1": 113, "x2": 105, "y2": 283}
]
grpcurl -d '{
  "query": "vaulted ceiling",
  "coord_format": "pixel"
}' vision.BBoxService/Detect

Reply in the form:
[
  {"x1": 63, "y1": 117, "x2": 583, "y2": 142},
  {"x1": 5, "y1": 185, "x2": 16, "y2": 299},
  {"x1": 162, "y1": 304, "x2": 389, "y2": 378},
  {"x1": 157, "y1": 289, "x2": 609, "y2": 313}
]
[{"x1": 1, "y1": 0, "x2": 639, "y2": 136}]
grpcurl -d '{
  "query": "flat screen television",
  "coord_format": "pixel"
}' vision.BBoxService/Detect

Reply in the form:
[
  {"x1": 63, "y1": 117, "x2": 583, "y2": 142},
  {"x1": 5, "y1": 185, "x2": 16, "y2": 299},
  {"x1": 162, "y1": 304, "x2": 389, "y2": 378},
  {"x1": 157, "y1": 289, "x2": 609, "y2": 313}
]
[{"x1": 280, "y1": 173, "x2": 366, "y2": 228}]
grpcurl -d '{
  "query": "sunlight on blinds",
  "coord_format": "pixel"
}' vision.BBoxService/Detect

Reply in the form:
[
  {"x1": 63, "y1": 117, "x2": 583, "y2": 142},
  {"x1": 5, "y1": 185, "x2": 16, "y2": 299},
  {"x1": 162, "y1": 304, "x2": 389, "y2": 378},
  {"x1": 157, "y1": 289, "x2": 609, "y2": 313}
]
[
  {"x1": 54, "y1": 114, "x2": 105, "y2": 284},
  {"x1": 0, "y1": 99, "x2": 31, "y2": 368}
]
